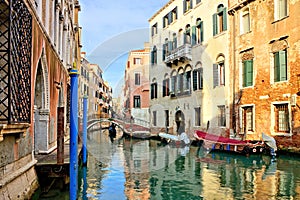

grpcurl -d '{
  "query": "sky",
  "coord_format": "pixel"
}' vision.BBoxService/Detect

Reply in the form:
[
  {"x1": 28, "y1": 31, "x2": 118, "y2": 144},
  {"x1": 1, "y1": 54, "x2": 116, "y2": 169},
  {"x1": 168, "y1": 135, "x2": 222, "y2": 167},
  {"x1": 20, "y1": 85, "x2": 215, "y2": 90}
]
[{"x1": 79, "y1": 0, "x2": 170, "y2": 93}]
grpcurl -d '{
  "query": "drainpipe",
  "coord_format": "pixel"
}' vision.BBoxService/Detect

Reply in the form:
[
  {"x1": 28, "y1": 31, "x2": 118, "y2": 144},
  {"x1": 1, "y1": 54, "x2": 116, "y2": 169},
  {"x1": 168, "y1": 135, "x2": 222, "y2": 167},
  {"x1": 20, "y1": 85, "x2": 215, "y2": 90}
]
[{"x1": 231, "y1": 10, "x2": 237, "y2": 135}]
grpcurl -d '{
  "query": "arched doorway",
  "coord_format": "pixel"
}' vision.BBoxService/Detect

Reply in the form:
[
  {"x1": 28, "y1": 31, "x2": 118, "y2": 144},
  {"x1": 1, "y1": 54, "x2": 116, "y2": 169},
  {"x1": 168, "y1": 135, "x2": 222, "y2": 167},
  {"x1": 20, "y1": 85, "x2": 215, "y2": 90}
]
[
  {"x1": 34, "y1": 54, "x2": 50, "y2": 154},
  {"x1": 175, "y1": 110, "x2": 185, "y2": 134}
]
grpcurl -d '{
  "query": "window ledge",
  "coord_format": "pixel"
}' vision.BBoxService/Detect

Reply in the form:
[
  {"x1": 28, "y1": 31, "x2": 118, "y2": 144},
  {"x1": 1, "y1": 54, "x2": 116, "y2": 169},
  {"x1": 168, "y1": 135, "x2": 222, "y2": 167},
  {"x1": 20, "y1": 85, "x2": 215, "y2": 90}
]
[
  {"x1": 213, "y1": 31, "x2": 227, "y2": 38},
  {"x1": 272, "y1": 132, "x2": 292, "y2": 137},
  {"x1": 272, "y1": 15, "x2": 289, "y2": 24},
  {"x1": 0, "y1": 123, "x2": 30, "y2": 142}
]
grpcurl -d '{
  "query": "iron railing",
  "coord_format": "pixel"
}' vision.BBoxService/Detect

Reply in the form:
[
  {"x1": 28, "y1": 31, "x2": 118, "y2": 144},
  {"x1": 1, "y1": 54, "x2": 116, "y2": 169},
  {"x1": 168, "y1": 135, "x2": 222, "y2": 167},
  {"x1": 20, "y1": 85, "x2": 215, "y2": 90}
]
[{"x1": 0, "y1": 0, "x2": 32, "y2": 123}]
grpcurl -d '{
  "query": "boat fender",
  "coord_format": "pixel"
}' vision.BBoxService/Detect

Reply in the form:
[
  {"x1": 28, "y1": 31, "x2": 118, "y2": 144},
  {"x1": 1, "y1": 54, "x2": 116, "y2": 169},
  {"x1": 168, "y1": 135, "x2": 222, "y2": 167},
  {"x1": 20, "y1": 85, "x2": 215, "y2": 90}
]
[{"x1": 252, "y1": 148, "x2": 257, "y2": 153}]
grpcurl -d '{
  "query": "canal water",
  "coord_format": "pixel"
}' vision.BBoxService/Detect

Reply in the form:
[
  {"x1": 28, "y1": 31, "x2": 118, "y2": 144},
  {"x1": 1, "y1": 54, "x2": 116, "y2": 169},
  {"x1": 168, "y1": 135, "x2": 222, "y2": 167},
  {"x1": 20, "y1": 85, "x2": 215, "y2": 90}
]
[
  {"x1": 75, "y1": 127, "x2": 300, "y2": 200},
  {"x1": 38, "y1": 127, "x2": 300, "y2": 199}
]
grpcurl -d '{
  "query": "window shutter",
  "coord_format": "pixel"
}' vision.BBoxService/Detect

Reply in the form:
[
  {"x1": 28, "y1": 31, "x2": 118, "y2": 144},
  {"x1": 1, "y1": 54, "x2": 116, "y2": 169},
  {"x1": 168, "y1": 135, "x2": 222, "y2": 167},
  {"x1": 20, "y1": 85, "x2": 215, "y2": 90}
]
[
  {"x1": 274, "y1": 52, "x2": 280, "y2": 82},
  {"x1": 151, "y1": 84, "x2": 154, "y2": 99},
  {"x1": 200, "y1": 21, "x2": 204, "y2": 42},
  {"x1": 243, "y1": 61, "x2": 247, "y2": 87},
  {"x1": 190, "y1": 0, "x2": 193, "y2": 9},
  {"x1": 166, "y1": 78, "x2": 170, "y2": 96},
  {"x1": 168, "y1": 41, "x2": 173, "y2": 52},
  {"x1": 191, "y1": 26, "x2": 197, "y2": 46},
  {"x1": 223, "y1": 7, "x2": 227, "y2": 31},
  {"x1": 162, "y1": 44, "x2": 166, "y2": 61},
  {"x1": 168, "y1": 12, "x2": 172, "y2": 25},
  {"x1": 154, "y1": 83, "x2": 158, "y2": 98},
  {"x1": 213, "y1": 64, "x2": 219, "y2": 88},
  {"x1": 199, "y1": 68, "x2": 203, "y2": 89},
  {"x1": 173, "y1": 37, "x2": 177, "y2": 49},
  {"x1": 213, "y1": 13, "x2": 217, "y2": 36},
  {"x1": 246, "y1": 60, "x2": 253, "y2": 86},
  {"x1": 163, "y1": 80, "x2": 166, "y2": 97},
  {"x1": 183, "y1": 0, "x2": 186, "y2": 13},
  {"x1": 151, "y1": 50, "x2": 154, "y2": 65},
  {"x1": 193, "y1": 70, "x2": 197, "y2": 91},
  {"x1": 279, "y1": 50, "x2": 287, "y2": 81}
]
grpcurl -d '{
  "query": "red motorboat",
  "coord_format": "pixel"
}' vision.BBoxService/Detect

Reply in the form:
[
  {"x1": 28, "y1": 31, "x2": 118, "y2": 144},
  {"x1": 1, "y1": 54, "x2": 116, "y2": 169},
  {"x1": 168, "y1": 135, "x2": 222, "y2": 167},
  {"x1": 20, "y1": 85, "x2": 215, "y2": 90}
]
[{"x1": 193, "y1": 130, "x2": 267, "y2": 155}]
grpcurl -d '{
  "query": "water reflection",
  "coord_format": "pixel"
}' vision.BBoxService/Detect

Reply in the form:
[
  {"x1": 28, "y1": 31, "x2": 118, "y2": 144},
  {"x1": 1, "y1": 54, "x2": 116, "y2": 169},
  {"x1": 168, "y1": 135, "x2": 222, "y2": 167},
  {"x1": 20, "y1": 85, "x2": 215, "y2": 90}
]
[{"x1": 78, "y1": 128, "x2": 300, "y2": 200}]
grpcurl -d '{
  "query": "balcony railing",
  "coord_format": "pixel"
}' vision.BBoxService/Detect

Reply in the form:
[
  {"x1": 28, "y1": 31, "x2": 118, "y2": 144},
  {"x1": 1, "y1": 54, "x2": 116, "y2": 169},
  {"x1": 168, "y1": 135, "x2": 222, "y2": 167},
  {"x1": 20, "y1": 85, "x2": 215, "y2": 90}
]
[{"x1": 164, "y1": 43, "x2": 192, "y2": 66}]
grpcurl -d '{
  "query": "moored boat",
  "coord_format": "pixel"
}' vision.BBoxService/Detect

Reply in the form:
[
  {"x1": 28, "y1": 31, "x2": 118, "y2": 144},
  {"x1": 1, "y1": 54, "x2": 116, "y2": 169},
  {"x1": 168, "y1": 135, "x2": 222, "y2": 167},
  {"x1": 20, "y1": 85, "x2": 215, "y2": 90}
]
[{"x1": 193, "y1": 130, "x2": 272, "y2": 155}]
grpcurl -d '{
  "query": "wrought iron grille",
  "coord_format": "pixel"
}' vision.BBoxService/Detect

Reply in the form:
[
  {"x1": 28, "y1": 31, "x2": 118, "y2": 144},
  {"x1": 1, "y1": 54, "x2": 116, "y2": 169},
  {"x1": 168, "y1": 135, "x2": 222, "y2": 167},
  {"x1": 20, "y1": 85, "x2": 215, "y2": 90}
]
[{"x1": 0, "y1": 0, "x2": 32, "y2": 123}]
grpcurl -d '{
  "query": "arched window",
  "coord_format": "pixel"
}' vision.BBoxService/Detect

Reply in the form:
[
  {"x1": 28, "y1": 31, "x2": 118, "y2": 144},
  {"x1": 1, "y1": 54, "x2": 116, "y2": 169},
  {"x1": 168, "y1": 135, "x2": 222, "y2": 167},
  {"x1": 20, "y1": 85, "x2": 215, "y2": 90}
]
[
  {"x1": 193, "y1": 62, "x2": 203, "y2": 91},
  {"x1": 213, "y1": 55, "x2": 225, "y2": 87},
  {"x1": 213, "y1": 4, "x2": 227, "y2": 36}
]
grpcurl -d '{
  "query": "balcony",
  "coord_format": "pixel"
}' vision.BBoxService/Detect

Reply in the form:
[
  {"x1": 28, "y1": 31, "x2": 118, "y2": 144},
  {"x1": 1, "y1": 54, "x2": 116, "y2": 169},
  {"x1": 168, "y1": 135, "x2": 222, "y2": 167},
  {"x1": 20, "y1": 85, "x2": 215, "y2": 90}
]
[{"x1": 164, "y1": 44, "x2": 192, "y2": 67}]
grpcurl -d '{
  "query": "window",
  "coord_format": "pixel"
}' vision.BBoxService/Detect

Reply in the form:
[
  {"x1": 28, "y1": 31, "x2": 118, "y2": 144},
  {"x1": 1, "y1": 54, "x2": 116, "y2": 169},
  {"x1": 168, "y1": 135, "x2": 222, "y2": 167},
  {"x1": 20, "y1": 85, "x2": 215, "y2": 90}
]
[
  {"x1": 195, "y1": 107, "x2": 201, "y2": 126},
  {"x1": 241, "y1": 8, "x2": 250, "y2": 34},
  {"x1": 196, "y1": 0, "x2": 201, "y2": 4},
  {"x1": 213, "y1": 61, "x2": 225, "y2": 88},
  {"x1": 172, "y1": 7, "x2": 178, "y2": 22},
  {"x1": 165, "y1": 110, "x2": 169, "y2": 128},
  {"x1": 196, "y1": 18, "x2": 204, "y2": 44},
  {"x1": 242, "y1": 60, "x2": 253, "y2": 87},
  {"x1": 274, "y1": 0, "x2": 288, "y2": 21},
  {"x1": 153, "y1": 111, "x2": 157, "y2": 126},
  {"x1": 241, "y1": 106, "x2": 254, "y2": 132},
  {"x1": 274, "y1": 104, "x2": 290, "y2": 133},
  {"x1": 172, "y1": 33, "x2": 177, "y2": 50},
  {"x1": 218, "y1": 105, "x2": 226, "y2": 127},
  {"x1": 163, "y1": 15, "x2": 168, "y2": 28},
  {"x1": 135, "y1": 73, "x2": 141, "y2": 85},
  {"x1": 183, "y1": 0, "x2": 193, "y2": 13},
  {"x1": 183, "y1": 71, "x2": 191, "y2": 93},
  {"x1": 213, "y1": 4, "x2": 227, "y2": 36},
  {"x1": 274, "y1": 49, "x2": 287, "y2": 82},
  {"x1": 151, "y1": 23, "x2": 157, "y2": 36},
  {"x1": 193, "y1": 68, "x2": 203, "y2": 91},
  {"x1": 177, "y1": 72, "x2": 184, "y2": 94},
  {"x1": 133, "y1": 96, "x2": 141, "y2": 108},
  {"x1": 162, "y1": 78, "x2": 170, "y2": 97},
  {"x1": 170, "y1": 75, "x2": 177, "y2": 95},
  {"x1": 151, "y1": 82, "x2": 158, "y2": 99},
  {"x1": 151, "y1": 46, "x2": 157, "y2": 65},
  {"x1": 184, "y1": 25, "x2": 191, "y2": 44},
  {"x1": 133, "y1": 58, "x2": 141, "y2": 65}
]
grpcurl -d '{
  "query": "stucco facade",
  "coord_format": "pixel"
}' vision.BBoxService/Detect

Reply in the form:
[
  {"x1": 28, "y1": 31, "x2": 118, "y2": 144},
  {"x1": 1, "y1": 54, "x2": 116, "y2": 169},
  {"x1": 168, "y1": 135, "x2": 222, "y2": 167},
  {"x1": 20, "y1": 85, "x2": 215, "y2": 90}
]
[
  {"x1": 123, "y1": 43, "x2": 150, "y2": 124},
  {"x1": 149, "y1": 0, "x2": 230, "y2": 136}
]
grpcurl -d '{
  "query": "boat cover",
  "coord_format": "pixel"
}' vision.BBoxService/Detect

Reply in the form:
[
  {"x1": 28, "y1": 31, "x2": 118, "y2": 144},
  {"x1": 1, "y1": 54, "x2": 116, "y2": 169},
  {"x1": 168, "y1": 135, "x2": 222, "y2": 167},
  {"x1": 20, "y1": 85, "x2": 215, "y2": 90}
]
[{"x1": 194, "y1": 130, "x2": 248, "y2": 145}]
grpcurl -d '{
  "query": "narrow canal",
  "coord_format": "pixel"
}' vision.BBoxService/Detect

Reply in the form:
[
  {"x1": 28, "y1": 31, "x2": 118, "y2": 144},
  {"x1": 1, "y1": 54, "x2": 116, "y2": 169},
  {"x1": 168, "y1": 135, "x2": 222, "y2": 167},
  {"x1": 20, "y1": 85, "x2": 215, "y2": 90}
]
[{"x1": 40, "y1": 127, "x2": 300, "y2": 199}]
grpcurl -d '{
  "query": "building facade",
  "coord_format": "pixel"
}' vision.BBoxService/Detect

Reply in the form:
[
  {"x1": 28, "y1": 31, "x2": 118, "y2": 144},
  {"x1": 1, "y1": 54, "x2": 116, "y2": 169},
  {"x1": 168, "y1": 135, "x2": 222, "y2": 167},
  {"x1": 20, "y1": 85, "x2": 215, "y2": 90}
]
[
  {"x1": 228, "y1": 0, "x2": 300, "y2": 140},
  {"x1": 0, "y1": 0, "x2": 81, "y2": 198},
  {"x1": 123, "y1": 43, "x2": 151, "y2": 124},
  {"x1": 149, "y1": 0, "x2": 230, "y2": 136}
]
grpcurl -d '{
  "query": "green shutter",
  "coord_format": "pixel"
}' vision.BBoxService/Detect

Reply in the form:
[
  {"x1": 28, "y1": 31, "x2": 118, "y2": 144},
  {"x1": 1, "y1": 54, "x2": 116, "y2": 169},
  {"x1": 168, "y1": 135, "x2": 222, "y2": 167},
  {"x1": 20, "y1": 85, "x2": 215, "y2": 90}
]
[
  {"x1": 183, "y1": 1, "x2": 186, "y2": 13},
  {"x1": 274, "y1": 52, "x2": 280, "y2": 82},
  {"x1": 246, "y1": 60, "x2": 253, "y2": 86},
  {"x1": 213, "y1": 14, "x2": 217, "y2": 36},
  {"x1": 200, "y1": 21, "x2": 204, "y2": 42},
  {"x1": 279, "y1": 50, "x2": 287, "y2": 81},
  {"x1": 168, "y1": 12, "x2": 172, "y2": 25},
  {"x1": 213, "y1": 64, "x2": 219, "y2": 88},
  {"x1": 190, "y1": 0, "x2": 193, "y2": 9},
  {"x1": 191, "y1": 26, "x2": 197, "y2": 46},
  {"x1": 223, "y1": 7, "x2": 227, "y2": 31}
]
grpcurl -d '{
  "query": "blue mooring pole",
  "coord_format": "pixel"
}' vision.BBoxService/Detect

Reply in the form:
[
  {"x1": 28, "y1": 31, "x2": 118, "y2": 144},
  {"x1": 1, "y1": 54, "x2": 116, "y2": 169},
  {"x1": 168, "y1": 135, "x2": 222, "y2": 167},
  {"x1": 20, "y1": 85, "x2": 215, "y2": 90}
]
[
  {"x1": 69, "y1": 68, "x2": 79, "y2": 200},
  {"x1": 82, "y1": 95, "x2": 88, "y2": 165}
]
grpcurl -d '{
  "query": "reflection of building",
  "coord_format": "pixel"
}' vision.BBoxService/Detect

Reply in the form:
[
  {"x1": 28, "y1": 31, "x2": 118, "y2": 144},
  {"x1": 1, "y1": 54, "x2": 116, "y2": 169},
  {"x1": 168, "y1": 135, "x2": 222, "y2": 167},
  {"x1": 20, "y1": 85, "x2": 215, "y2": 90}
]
[
  {"x1": 123, "y1": 43, "x2": 150, "y2": 123},
  {"x1": 228, "y1": 0, "x2": 300, "y2": 140},
  {"x1": 149, "y1": 0, "x2": 230, "y2": 136},
  {"x1": 0, "y1": 0, "x2": 81, "y2": 198}
]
